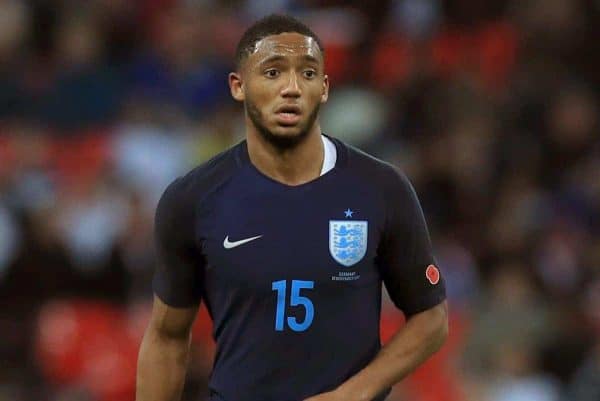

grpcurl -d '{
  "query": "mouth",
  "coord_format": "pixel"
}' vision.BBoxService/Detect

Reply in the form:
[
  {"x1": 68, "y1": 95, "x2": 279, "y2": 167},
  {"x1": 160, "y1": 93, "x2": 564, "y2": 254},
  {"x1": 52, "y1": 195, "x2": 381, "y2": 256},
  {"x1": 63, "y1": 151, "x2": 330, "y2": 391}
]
[{"x1": 275, "y1": 104, "x2": 302, "y2": 126}]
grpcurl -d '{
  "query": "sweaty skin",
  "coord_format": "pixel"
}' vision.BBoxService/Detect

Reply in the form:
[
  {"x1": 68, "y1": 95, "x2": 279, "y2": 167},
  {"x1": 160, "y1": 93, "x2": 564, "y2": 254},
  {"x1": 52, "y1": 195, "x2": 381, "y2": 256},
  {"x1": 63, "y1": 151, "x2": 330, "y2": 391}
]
[{"x1": 250, "y1": 35, "x2": 320, "y2": 59}]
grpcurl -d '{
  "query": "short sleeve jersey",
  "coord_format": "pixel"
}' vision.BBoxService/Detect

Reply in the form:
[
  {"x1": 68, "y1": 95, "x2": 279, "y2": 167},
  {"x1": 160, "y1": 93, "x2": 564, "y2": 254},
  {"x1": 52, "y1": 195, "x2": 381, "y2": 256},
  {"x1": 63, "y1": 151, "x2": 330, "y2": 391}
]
[{"x1": 153, "y1": 137, "x2": 446, "y2": 401}]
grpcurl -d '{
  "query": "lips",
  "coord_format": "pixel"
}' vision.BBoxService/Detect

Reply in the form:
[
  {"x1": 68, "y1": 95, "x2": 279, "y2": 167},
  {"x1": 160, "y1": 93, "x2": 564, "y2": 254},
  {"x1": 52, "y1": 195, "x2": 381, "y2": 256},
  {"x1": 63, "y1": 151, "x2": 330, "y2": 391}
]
[{"x1": 275, "y1": 104, "x2": 302, "y2": 125}]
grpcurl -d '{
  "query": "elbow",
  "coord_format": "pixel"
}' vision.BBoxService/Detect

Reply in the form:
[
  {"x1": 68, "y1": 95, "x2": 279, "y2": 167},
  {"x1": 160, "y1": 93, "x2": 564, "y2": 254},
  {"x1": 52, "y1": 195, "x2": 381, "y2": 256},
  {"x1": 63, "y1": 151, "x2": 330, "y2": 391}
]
[
  {"x1": 409, "y1": 300, "x2": 448, "y2": 354},
  {"x1": 148, "y1": 321, "x2": 191, "y2": 343},
  {"x1": 430, "y1": 301, "x2": 449, "y2": 353},
  {"x1": 433, "y1": 320, "x2": 448, "y2": 353}
]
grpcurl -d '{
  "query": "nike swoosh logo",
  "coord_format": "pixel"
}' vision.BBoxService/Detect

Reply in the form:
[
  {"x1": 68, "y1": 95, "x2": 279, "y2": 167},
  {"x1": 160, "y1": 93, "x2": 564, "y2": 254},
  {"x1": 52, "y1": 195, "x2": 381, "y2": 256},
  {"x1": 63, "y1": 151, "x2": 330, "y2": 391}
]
[{"x1": 223, "y1": 235, "x2": 263, "y2": 249}]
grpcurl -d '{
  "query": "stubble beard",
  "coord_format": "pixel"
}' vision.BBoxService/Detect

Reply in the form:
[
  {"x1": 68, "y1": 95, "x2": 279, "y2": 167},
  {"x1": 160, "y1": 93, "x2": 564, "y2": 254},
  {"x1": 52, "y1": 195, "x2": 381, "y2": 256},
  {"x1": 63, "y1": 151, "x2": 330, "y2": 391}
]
[{"x1": 245, "y1": 98, "x2": 321, "y2": 151}]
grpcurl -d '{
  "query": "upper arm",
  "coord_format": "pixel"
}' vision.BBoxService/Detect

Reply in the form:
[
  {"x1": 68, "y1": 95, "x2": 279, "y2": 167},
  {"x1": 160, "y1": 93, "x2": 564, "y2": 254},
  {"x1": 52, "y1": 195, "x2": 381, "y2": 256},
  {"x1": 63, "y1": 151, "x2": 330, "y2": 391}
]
[
  {"x1": 377, "y1": 168, "x2": 446, "y2": 316},
  {"x1": 409, "y1": 300, "x2": 448, "y2": 328},
  {"x1": 148, "y1": 295, "x2": 199, "y2": 339},
  {"x1": 406, "y1": 300, "x2": 449, "y2": 347},
  {"x1": 152, "y1": 178, "x2": 205, "y2": 308}
]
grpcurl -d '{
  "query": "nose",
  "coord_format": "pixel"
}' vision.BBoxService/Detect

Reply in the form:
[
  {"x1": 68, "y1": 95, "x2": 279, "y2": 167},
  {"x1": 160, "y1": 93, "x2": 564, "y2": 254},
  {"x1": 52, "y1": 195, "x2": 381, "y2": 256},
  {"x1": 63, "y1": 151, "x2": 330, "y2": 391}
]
[{"x1": 281, "y1": 71, "x2": 301, "y2": 98}]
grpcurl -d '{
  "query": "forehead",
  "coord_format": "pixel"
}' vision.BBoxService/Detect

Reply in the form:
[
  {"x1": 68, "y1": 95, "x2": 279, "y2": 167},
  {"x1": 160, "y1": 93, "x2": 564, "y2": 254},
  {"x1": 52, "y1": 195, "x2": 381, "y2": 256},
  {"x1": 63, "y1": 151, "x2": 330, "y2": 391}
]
[{"x1": 246, "y1": 32, "x2": 322, "y2": 65}]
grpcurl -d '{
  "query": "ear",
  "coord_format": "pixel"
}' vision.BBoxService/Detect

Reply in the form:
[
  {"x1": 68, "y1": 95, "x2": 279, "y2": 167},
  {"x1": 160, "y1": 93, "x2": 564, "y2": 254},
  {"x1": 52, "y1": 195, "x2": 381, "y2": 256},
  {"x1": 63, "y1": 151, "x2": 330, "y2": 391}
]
[
  {"x1": 229, "y1": 72, "x2": 245, "y2": 102},
  {"x1": 320, "y1": 74, "x2": 329, "y2": 103}
]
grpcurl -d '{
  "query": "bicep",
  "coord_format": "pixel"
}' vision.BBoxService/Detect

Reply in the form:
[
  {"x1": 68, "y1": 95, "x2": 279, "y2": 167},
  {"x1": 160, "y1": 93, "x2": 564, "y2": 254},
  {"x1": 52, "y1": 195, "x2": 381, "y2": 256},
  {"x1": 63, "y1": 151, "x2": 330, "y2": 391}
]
[
  {"x1": 148, "y1": 295, "x2": 199, "y2": 339},
  {"x1": 406, "y1": 300, "x2": 448, "y2": 327},
  {"x1": 404, "y1": 300, "x2": 449, "y2": 347},
  {"x1": 378, "y1": 169, "x2": 446, "y2": 316}
]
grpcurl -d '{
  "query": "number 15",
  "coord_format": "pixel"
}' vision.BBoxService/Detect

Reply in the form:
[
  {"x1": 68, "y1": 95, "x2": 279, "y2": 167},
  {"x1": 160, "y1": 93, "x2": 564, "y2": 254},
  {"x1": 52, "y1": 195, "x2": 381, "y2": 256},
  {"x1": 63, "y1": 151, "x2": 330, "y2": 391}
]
[{"x1": 271, "y1": 280, "x2": 314, "y2": 332}]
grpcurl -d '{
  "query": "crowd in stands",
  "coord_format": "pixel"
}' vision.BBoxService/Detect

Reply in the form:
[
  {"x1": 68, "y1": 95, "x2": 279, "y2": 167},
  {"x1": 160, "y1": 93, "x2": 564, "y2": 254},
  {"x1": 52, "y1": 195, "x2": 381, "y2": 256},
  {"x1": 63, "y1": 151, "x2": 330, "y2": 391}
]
[{"x1": 0, "y1": 1, "x2": 598, "y2": 400}]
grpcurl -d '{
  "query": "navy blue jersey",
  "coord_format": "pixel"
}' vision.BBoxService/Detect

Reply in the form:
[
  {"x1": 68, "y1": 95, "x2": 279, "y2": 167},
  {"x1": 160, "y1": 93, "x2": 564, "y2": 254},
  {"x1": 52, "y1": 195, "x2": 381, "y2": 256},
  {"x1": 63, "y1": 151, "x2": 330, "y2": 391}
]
[{"x1": 153, "y1": 137, "x2": 446, "y2": 401}]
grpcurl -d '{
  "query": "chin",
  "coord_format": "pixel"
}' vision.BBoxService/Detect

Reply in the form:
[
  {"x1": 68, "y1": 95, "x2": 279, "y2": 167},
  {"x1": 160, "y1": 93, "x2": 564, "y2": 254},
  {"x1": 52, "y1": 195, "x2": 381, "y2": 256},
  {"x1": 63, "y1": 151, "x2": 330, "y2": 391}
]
[
  {"x1": 260, "y1": 125, "x2": 310, "y2": 149},
  {"x1": 273, "y1": 125, "x2": 304, "y2": 137}
]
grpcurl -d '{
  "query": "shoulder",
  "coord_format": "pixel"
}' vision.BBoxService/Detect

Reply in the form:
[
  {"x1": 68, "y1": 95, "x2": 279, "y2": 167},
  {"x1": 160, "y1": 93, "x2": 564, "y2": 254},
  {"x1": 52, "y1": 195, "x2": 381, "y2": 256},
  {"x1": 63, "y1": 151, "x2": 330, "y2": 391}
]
[
  {"x1": 333, "y1": 137, "x2": 413, "y2": 195},
  {"x1": 158, "y1": 142, "x2": 243, "y2": 209},
  {"x1": 155, "y1": 142, "x2": 243, "y2": 226}
]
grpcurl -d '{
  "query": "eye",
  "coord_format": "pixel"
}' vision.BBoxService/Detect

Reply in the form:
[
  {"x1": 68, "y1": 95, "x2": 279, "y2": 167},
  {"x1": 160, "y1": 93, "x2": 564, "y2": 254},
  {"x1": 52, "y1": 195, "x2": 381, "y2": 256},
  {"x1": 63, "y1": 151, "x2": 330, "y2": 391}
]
[
  {"x1": 265, "y1": 69, "x2": 280, "y2": 78},
  {"x1": 303, "y1": 70, "x2": 316, "y2": 79}
]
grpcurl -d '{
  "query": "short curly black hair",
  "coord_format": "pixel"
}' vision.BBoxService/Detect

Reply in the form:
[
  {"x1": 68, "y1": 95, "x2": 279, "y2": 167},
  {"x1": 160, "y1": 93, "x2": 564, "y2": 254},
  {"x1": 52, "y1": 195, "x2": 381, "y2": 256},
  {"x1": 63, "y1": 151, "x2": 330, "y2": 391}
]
[{"x1": 235, "y1": 14, "x2": 324, "y2": 69}]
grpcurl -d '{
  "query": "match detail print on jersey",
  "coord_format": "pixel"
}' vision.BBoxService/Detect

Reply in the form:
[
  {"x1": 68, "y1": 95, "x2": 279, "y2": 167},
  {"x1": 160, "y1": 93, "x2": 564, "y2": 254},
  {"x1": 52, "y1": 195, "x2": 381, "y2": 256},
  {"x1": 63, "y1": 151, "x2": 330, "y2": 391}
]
[
  {"x1": 223, "y1": 235, "x2": 263, "y2": 249},
  {"x1": 329, "y1": 220, "x2": 368, "y2": 267}
]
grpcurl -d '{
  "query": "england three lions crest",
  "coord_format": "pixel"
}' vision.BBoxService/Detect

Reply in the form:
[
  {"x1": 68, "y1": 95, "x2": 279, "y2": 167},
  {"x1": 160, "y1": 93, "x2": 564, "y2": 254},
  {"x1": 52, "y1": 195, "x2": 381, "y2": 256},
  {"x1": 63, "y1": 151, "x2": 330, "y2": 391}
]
[{"x1": 329, "y1": 221, "x2": 368, "y2": 267}]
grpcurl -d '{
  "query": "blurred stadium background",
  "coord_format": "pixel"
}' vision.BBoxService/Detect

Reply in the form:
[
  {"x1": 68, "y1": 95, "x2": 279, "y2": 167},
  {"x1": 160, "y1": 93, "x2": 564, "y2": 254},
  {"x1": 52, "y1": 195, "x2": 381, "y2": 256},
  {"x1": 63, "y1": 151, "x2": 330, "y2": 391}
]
[{"x1": 0, "y1": 1, "x2": 599, "y2": 400}]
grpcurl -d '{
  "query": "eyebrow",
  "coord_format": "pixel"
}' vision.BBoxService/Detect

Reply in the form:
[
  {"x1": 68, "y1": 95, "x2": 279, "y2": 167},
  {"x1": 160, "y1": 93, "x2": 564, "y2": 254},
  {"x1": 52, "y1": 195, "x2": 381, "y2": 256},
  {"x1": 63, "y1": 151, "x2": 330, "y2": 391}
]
[{"x1": 302, "y1": 55, "x2": 320, "y2": 64}]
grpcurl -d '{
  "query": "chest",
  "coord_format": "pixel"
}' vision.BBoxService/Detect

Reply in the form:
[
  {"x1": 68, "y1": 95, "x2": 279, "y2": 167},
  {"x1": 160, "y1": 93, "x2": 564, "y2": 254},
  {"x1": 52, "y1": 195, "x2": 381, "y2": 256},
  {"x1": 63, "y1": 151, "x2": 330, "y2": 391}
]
[{"x1": 197, "y1": 182, "x2": 386, "y2": 293}]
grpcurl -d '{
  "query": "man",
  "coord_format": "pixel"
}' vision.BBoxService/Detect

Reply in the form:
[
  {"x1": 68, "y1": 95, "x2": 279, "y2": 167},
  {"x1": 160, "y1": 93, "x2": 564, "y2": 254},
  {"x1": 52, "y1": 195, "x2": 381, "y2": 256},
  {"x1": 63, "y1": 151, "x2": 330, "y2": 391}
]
[{"x1": 137, "y1": 14, "x2": 448, "y2": 401}]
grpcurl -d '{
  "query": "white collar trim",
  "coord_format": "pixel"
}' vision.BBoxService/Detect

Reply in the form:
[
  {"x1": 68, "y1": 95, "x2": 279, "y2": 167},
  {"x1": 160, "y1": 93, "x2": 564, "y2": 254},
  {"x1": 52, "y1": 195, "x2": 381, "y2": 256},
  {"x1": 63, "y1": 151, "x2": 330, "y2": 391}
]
[{"x1": 320, "y1": 135, "x2": 337, "y2": 176}]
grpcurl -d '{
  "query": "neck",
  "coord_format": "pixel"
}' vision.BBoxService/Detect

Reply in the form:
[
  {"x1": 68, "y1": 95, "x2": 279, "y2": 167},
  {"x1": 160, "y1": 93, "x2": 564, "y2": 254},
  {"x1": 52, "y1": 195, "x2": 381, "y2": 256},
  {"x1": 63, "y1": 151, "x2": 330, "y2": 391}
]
[{"x1": 246, "y1": 123, "x2": 324, "y2": 186}]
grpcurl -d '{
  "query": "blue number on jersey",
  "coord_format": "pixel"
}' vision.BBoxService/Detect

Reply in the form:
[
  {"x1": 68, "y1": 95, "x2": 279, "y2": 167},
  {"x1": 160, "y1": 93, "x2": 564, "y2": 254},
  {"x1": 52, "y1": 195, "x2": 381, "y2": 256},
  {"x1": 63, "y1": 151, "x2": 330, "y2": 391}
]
[{"x1": 271, "y1": 280, "x2": 315, "y2": 332}]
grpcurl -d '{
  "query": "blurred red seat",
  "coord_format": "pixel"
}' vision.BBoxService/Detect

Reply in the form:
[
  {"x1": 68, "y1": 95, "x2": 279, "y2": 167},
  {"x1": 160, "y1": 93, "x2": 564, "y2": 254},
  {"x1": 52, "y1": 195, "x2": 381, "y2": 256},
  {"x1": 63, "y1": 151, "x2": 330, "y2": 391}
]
[
  {"x1": 47, "y1": 129, "x2": 112, "y2": 185},
  {"x1": 36, "y1": 300, "x2": 137, "y2": 401},
  {"x1": 380, "y1": 307, "x2": 467, "y2": 401}
]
